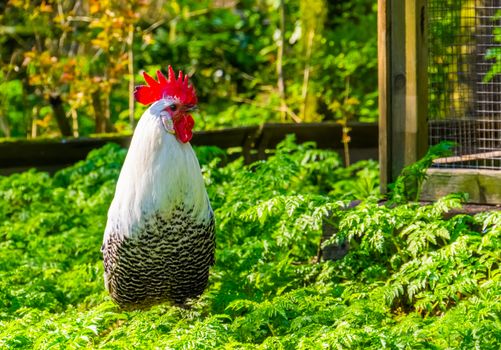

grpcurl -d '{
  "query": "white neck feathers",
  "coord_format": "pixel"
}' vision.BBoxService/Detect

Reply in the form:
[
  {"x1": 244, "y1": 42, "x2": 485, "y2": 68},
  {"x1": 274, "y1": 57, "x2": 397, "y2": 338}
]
[{"x1": 105, "y1": 106, "x2": 209, "y2": 239}]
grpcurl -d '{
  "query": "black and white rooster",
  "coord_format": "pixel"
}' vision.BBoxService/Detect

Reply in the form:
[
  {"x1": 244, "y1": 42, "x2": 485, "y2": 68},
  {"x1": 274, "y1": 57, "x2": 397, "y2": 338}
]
[{"x1": 101, "y1": 67, "x2": 215, "y2": 309}]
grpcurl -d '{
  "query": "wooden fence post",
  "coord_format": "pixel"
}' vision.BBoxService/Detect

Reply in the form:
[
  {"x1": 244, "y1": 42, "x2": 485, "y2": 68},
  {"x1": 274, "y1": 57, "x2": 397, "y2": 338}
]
[{"x1": 379, "y1": 0, "x2": 429, "y2": 191}]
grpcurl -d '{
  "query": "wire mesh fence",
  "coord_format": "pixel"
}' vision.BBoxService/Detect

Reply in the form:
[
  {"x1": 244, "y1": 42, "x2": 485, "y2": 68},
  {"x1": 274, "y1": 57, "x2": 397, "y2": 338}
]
[{"x1": 428, "y1": 0, "x2": 501, "y2": 169}]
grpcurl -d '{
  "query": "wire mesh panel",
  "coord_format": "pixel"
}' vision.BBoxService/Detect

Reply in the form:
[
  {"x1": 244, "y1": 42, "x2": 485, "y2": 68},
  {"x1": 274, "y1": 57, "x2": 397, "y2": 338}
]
[{"x1": 428, "y1": 0, "x2": 501, "y2": 169}]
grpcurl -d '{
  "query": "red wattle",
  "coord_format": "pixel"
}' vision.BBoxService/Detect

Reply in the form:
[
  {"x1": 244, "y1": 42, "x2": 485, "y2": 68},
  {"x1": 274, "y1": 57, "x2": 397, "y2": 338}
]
[{"x1": 173, "y1": 114, "x2": 194, "y2": 143}]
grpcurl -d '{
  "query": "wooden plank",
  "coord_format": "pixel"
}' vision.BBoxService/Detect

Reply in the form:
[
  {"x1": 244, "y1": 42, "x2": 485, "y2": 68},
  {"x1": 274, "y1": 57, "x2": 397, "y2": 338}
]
[
  {"x1": 193, "y1": 126, "x2": 259, "y2": 149},
  {"x1": 0, "y1": 126, "x2": 259, "y2": 167},
  {"x1": 433, "y1": 150, "x2": 501, "y2": 164},
  {"x1": 390, "y1": 0, "x2": 406, "y2": 181},
  {"x1": 0, "y1": 123, "x2": 379, "y2": 174},
  {"x1": 405, "y1": 0, "x2": 428, "y2": 163},
  {"x1": 421, "y1": 168, "x2": 501, "y2": 204},
  {"x1": 378, "y1": 0, "x2": 391, "y2": 192},
  {"x1": 255, "y1": 123, "x2": 378, "y2": 150},
  {"x1": 0, "y1": 136, "x2": 131, "y2": 167},
  {"x1": 254, "y1": 123, "x2": 378, "y2": 164}
]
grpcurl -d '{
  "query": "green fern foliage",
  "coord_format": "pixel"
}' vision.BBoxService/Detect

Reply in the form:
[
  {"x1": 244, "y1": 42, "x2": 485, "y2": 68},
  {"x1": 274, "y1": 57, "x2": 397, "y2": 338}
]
[{"x1": 0, "y1": 138, "x2": 499, "y2": 349}]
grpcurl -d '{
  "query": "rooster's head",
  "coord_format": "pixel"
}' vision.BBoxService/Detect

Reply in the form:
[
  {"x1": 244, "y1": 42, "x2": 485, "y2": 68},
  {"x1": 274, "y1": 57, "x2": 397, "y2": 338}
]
[{"x1": 134, "y1": 66, "x2": 198, "y2": 143}]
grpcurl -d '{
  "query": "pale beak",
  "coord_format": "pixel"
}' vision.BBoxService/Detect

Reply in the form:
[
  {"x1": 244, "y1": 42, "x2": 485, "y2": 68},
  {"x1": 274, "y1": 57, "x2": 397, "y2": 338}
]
[{"x1": 159, "y1": 111, "x2": 175, "y2": 134}]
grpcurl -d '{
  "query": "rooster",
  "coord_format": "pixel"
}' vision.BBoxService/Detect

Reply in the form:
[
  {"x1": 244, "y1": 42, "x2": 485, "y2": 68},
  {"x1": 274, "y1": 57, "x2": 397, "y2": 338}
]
[{"x1": 101, "y1": 66, "x2": 215, "y2": 309}]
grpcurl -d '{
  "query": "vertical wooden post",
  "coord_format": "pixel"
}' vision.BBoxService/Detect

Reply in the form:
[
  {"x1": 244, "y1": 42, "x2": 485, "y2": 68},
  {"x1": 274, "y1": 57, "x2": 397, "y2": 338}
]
[
  {"x1": 404, "y1": 0, "x2": 428, "y2": 166},
  {"x1": 379, "y1": 0, "x2": 429, "y2": 192},
  {"x1": 378, "y1": 0, "x2": 391, "y2": 192}
]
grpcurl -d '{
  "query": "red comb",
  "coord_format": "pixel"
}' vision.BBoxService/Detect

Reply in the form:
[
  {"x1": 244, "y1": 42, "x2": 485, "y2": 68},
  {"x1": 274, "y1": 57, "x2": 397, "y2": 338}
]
[{"x1": 134, "y1": 66, "x2": 197, "y2": 106}]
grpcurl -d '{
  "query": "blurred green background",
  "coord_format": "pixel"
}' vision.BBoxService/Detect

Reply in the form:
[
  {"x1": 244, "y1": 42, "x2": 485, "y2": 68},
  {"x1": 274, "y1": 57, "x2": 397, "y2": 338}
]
[{"x1": 0, "y1": 0, "x2": 377, "y2": 139}]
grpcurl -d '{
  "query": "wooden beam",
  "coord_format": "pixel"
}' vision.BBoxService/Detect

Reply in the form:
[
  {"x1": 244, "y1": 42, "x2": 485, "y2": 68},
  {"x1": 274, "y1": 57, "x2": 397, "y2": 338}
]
[
  {"x1": 0, "y1": 123, "x2": 379, "y2": 175},
  {"x1": 421, "y1": 168, "x2": 501, "y2": 205},
  {"x1": 405, "y1": 0, "x2": 428, "y2": 163},
  {"x1": 390, "y1": 0, "x2": 406, "y2": 180},
  {"x1": 379, "y1": 0, "x2": 429, "y2": 189}
]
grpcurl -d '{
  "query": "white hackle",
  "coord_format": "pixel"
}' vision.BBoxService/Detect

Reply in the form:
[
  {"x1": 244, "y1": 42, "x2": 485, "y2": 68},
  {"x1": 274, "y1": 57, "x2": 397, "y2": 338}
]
[{"x1": 104, "y1": 99, "x2": 210, "y2": 240}]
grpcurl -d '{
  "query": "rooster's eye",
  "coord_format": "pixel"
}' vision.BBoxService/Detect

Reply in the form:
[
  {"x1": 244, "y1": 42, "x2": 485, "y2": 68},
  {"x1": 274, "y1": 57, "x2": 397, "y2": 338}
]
[{"x1": 169, "y1": 104, "x2": 177, "y2": 112}]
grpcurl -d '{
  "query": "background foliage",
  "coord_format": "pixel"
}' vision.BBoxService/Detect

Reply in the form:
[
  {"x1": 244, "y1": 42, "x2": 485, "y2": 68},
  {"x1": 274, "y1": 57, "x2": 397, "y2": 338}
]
[
  {"x1": 0, "y1": 0, "x2": 377, "y2": 138},
  {"x1": 485, "y1": 10, "x2": 501, "y2": 81},
  {"x1": 0, "y1": 140, "x2": 499, "y2": 349}
]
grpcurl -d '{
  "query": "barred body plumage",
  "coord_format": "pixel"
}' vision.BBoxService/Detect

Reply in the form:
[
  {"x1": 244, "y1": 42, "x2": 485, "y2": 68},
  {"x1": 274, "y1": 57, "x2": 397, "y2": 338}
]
[{"x1": 102, "y1": 209, "x2": 215, "y2": 308}]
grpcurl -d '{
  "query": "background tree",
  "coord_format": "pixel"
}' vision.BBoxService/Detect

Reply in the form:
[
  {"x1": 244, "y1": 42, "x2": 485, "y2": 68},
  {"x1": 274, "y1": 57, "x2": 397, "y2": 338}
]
[{"x1": 0, "y1": 0, "x2": 378, "y2": 138}]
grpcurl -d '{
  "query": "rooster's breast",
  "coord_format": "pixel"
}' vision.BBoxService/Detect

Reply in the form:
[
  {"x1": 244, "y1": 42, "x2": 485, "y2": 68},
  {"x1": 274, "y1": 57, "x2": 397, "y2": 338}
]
[{"x1": 102, "y1": 206, "x2": 215, "y2": 309}]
